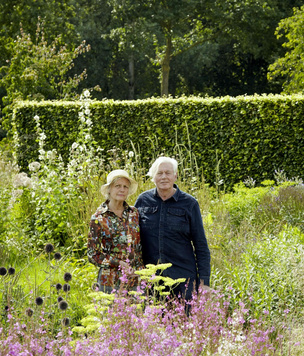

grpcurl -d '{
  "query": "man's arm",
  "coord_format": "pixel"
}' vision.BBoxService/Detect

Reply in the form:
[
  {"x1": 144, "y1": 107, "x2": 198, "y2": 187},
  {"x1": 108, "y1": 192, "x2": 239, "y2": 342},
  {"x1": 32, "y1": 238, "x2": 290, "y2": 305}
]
[{"x1": 190, "y1": 201, "x2": 211, "y2": 286}]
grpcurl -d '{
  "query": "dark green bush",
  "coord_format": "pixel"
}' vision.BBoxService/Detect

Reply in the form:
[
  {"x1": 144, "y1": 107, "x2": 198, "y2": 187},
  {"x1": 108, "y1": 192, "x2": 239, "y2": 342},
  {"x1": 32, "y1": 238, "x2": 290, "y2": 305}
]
[{"x1": 12, "y1": 94, "x2": 304, "y2": 188}]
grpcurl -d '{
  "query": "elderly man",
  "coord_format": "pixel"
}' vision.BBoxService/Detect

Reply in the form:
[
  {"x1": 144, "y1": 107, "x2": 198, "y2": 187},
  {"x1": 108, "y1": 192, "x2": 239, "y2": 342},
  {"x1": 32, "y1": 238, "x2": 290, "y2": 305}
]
[{"x1": 135, "y1": 157, "x2": 210, "y2": 300}]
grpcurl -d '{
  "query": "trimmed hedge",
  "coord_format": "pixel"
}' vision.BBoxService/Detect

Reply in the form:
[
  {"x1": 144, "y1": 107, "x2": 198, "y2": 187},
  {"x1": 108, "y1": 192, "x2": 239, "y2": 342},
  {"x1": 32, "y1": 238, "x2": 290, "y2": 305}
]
[{"x1": 13, "y1": 94, "x2": 304, "y2": 188}]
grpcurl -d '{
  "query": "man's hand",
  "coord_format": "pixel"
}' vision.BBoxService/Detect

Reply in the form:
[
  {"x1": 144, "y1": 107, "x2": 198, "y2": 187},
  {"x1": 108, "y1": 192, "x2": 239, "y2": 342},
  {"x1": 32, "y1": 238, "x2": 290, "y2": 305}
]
[{"x1": 199, "y1": 280, "x2": 212, "y2": 294}]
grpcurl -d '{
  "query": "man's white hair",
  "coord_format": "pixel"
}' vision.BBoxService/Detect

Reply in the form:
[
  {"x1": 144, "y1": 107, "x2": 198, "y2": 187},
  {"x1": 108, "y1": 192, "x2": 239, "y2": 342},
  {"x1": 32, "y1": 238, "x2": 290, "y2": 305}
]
[{"x1": 147, "y1": 157, "x2": 178, "y2": 183}]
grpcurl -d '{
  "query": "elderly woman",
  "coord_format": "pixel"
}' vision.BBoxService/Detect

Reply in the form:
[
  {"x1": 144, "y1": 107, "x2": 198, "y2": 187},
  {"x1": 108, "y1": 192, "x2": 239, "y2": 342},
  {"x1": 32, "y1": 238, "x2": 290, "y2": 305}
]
[{"x1": 87, "y1": 169, "x2": 143, "y2": 293}]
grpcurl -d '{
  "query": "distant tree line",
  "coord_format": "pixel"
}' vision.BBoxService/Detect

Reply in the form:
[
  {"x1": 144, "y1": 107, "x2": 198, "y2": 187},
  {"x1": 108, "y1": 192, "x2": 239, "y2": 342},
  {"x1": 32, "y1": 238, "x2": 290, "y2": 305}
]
[{"x1": 0, "y1": 0, "x2": 304, "y2": 112}]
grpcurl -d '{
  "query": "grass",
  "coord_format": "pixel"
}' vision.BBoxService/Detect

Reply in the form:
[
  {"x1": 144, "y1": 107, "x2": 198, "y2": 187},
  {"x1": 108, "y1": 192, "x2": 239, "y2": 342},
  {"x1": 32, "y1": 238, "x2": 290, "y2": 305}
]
[{"x1": 1, "y1": 99, "x2": 304, "y2": 353}]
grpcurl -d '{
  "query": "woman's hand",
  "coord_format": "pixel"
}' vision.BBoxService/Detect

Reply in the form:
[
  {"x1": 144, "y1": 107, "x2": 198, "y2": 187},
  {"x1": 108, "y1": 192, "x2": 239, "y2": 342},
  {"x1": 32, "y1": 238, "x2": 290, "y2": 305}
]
[{"x1": 119, "y1": 261, "x2": 137, "y2": 277}]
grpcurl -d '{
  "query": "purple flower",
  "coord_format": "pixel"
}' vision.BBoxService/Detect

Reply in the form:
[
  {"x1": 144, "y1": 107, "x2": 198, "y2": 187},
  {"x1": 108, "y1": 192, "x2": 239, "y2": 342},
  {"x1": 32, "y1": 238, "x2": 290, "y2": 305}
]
[
  {"x1": 44, "y1": 243, "x2": 54, "y2": 253},
  {"x1": 0, "y1": 267, "x2": 7, "y2": 276},
  {"x1": 63, "y1": 272, "x2": 72, "y2": 283}
]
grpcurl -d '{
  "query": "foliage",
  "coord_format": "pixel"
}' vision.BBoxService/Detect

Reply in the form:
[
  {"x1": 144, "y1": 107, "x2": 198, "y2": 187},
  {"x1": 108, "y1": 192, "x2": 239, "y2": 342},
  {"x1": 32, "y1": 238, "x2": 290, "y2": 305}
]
[
  {"x1": 1, "y1": 1, "x2": 303, "y2": 102},
  {"x1": 0, "y1": 0, "x2": 77, "y2": 45},
  {"x1": 268, "y1": 6, "x2": 304, "y2": 94},
  {"x1": 4, "y1": 91, "x2": 103, "y2": 251},
  {"x1": 12, "y1": 94, "x2": 304, "y2": 189},
  {"x1": 255, "y1": 184, "x2": 304, "y2": 231},
  {"x1": 0, "y1": 21, "x2": 90, "y2": 116},
  {"x1": 221, "y1": 182, "x2": 272, "y2": 227},
  {"x1": 214, "y1": 226, "x2": 304, "y2": 319},
  {"x1": 2, "y1": 93, "x2": 304, "y2": 353},
  {"x1": 0, "y1": 258, "x2": 284, "y2": 355},
  {"x1": 102, "y1": 0, "x2": 301, "y2": 97}
]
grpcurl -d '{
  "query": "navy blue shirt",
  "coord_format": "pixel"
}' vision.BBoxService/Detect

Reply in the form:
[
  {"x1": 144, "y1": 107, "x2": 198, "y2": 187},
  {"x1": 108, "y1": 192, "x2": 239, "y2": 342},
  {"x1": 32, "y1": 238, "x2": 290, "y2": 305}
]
[{"x1": 135, "y1": 185, "x2": 210, "y2": 288}]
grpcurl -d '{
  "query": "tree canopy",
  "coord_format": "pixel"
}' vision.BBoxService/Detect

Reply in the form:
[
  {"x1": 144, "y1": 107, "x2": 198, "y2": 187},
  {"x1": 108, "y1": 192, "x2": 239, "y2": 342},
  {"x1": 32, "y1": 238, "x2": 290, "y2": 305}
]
[
  {"x1": 268, "y1": 5, "x2": 304, "y2": 94},
  {"x1": 0, "y1": 0, "x2": 304, "y2": 105}
]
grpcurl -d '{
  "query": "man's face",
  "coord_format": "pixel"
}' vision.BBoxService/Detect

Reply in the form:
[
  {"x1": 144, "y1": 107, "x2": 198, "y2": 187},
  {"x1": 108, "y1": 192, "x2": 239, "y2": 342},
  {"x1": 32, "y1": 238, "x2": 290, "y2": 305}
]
[{"x1": 154, "y1": 162, "x2": 177, "y2": 191}]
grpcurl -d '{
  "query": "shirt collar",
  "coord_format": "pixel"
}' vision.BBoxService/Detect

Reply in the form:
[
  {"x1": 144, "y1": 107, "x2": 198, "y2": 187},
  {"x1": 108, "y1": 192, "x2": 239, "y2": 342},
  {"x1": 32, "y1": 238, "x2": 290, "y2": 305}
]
[
  {"x1": 153, "y1": 184, "x2": 180, "y2": 201},
  {"x1": 99, "y1": 200, "x2": 131, "y2": 215}
]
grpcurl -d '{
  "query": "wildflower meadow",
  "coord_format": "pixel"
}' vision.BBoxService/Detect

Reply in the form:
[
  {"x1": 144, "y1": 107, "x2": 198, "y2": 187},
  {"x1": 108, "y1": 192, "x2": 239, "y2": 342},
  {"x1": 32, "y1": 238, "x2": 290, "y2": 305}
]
[{"x1": 1, "y1": 91, "x2": 304, "y2": 355}]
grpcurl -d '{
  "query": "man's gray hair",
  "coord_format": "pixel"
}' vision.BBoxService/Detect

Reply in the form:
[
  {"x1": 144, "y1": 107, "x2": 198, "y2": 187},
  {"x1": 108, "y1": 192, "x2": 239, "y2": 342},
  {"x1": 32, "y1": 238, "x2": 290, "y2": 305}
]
[{"x1": 147, "y1": 157, "x2": 178, "y2": 183}]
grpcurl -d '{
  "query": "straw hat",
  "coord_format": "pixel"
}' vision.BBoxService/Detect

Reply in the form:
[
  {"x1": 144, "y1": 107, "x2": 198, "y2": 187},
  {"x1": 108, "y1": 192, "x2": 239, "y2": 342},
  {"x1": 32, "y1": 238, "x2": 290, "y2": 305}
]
[{"x1": 100, "y1": 169, "x2": 138, "y2": 197}]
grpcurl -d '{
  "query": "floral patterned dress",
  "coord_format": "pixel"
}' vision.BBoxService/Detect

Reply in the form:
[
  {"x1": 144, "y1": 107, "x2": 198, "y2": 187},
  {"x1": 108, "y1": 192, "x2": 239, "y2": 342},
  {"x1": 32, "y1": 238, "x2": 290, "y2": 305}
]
[{"x1": 87, "y1": 201, "x2": 144, "y2": 290}]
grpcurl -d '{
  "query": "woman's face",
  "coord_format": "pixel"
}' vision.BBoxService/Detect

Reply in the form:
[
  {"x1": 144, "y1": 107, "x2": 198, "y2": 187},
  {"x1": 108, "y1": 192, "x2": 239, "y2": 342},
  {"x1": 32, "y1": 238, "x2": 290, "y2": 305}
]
[{"x1": 108, "y1": 177, "x2": 130, "y2": 202}]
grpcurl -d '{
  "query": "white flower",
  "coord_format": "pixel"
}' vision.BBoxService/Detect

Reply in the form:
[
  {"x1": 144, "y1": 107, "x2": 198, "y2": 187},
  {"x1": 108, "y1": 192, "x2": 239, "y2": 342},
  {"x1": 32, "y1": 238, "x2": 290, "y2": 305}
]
[
  {"x1": 12, "y1": 189, "x2": 24, "y2": 199},
  {"x1": 83, "y1": 90, "x2": 90, "y2": 98},
  {"x1": 39, "y1": 132, "x2": 46, "y2": 141},
  {"x1": 34, "y1": 115, "x2": 40, "y2": 123},
  {"x1": 46, "y1": 150, "x2": 56, "y2": 160},
  {"x1": 71, "y1": 142, "x2": 79, "y2": 150},
  {"x1": 28, "y1": 161, "x2": 41, "y2": 172},
  {"x1": 79, "y1": 112, "x2": 85, "y2": 123},
  {"x1": 13, "y1": 173, "x2": 32, "y2": 189},
  {"x1": 85, "y1": 108, "x2": 91, "y2": 116},
  {"x1": 85, "y1": 134, "x2": 91, "y2": 141},
  {"x1": 128, "y1": 151, "x2": 134, "y2": 158},
  {"x1": 68, "y1": 159, "x2": 77, "y2": 167},
  {"x1": 48, "y1": 171, "x2": 57, "y2": 178},
  {"x1": 86, "y1": 118, "x2": 92, "y2": 126}
]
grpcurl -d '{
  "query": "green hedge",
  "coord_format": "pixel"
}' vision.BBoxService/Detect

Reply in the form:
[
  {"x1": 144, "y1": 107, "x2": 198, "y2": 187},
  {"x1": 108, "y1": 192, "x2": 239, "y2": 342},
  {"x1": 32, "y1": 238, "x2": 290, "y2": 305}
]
[{"x1": 13, "y1": 94, "x2": 304, "y2": 188}]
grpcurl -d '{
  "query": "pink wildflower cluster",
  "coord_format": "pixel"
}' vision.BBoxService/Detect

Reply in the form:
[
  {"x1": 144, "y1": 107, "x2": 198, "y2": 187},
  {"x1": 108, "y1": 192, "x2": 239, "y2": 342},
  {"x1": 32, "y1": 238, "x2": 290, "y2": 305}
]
[{"x1": 0, "y1": 287, "x2": 282, "y2": 355}]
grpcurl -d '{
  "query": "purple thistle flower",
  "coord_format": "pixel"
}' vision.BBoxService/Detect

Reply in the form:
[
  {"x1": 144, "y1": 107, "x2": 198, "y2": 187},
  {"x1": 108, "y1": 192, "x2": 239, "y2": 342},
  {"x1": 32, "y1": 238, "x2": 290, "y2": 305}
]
[
  {"x1": 62, "y1": 317, "x2": 70, "y2": 327},
  {"x1": 63, "y1": 272, "x2": 72, "y2": 283},
  {"x1": 25, "y1": 308, "x2": 34, "y2": 317},
  {"x1": 8, "y1": 267, "x2": 16, "y2": 275},
  {"x1": 63, "y1": 283, "x2": 71, "y2": 293},
  {"x1": 54, "y1": 252, "x2": 62, "y2": 260},
  {"x1": 44, "y1": 243, "x2": 54, "y2": 253},
  {"x1": 35, "y1": 297, "x2": 44, "y2": 306},
  {"x1": 92, "y1": 283, "x2": 100, "y2": 291},
  {"x1": 0, "y1": 267, "x2": 7, "y2": 276},
  {"x1": 59, "y1": 300, "x2": 68, "y2": 311}
]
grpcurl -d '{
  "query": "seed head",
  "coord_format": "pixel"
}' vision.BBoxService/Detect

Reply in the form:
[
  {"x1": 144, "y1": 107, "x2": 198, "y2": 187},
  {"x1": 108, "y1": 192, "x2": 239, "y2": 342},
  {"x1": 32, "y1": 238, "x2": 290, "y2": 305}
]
[
  {"x1": 58, "y1": 300, "x2": 68, "y2": 311},
  {"x1": 35, "y1": 297, "x2": 44, "y2": 306},
  {"x1": 8, "y1": 267, "x2": 16, "y2": 276},
  {"x1": 62, "y1": 317, "x2": 70, "y2": 327},
  {"x1": 92, "y1": 282, "x2": 100, "y2": 291},
  {"x1": 45, "y1": 243, "x2": 54, "y2": 254},
  {"x1": 56, "y1": 283, "x2": 62, "y2": 291},
  {"x1": 57, "y1": 296, "x2": 63, "y2": 303},
  {"x1": 63, "y1": 283, "x2": 71, "y2": 293},
  {"x1": 54, "y1": 252, "x2": 62, "y2": 261},
  {"x1": 0, "y1": 267, "x2": 7, "y2": 276},
  {"x1": 63, "y1": 272, "x2": 72, "y2": 283},
  {"x1": 26, "y1": 308, "x2": 34, "y2": 317}
]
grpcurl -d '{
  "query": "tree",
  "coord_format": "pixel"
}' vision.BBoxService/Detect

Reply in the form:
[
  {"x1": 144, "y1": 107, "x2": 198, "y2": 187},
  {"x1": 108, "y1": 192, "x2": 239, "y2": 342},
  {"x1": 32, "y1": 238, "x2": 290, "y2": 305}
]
[
  {"x1": 268, "y1": 5, "x2": 304, "y2": 94},
  {"x1": 0, "y1": 22, "x2": 90, "y2": 130},
  {"x1": 101, "y1": 1, "x2": 155, "y2": 99},
  {"x1": 0, "y1": 0, "x2": 77, "y2": 44},
  {"x1": 105, "y1": 0, "x2": 303, "y2": 97},
  {"x1": 107, "y1": 0, "x2": 217, "y2": 96}
]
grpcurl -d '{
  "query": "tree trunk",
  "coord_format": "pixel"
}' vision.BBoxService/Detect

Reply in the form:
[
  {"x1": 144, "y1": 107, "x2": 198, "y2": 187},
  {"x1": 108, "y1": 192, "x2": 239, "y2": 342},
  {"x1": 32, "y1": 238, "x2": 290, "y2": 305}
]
[
  {"x1": 128, "y1": 53, "x2": 135, "y2": 100},
  {"x1": 161, "y1": 36, "x2": 172, "y2": 97}
]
